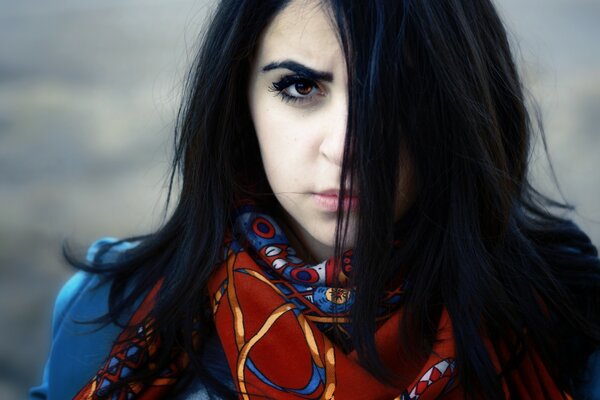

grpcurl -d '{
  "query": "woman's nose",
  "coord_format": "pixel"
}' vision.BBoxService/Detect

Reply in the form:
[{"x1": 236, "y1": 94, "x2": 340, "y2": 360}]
[{"x1": 318, "y1": 97, "x2": 348, "y2": 167}]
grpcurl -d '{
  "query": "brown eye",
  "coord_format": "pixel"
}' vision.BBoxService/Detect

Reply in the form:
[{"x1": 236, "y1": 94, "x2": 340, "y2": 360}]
[
  {"x1": 270, "y1": 75, "x2": 323, "y2": 103},
  {"x1": 294, "y1": 81, "x2": 314, "y2": 96}
]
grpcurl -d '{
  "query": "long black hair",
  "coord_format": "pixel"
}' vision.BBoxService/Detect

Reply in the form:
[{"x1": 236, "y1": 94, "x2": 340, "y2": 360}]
[{"x1": 68, "y1": 0, "x2": 600, "y2": 398}]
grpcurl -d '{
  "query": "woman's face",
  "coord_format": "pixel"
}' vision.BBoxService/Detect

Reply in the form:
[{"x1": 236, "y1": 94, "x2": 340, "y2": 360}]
[{"x1": 248, "y1": 0, "x2": 415, "y2": 261}]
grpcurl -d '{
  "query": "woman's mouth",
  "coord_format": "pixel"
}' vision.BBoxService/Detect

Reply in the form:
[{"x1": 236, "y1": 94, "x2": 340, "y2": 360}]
[{"x1": 312, "y1": 190, "x2": 358, "y2": 212}]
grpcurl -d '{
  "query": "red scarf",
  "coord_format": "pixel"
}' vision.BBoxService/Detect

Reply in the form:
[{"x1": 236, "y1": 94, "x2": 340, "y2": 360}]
[{"x1": 74, "y1": 207, "x2": 571, "y2": 399}]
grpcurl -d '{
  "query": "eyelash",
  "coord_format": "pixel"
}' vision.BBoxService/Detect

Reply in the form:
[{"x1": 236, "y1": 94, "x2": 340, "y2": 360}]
[{"x1": 269, "y1": 75, "x2": 323, "y2": 104}]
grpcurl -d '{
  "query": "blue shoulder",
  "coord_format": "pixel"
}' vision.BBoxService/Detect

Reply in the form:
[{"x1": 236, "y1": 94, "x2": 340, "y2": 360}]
[
  {"x1": 51, "y1": 237, "x2": 139, "y2": 331},
  {"x1": 30, "y1": 237, "x2": 139, "y2": 400},
  {"x1": 31, "y1": 238, "x2": 237, "y2": 399}
]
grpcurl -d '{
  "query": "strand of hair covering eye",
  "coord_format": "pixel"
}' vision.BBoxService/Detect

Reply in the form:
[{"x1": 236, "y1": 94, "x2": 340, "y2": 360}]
[{"x1": 73, "y1": 205, "x2": 573, "y2": 399}]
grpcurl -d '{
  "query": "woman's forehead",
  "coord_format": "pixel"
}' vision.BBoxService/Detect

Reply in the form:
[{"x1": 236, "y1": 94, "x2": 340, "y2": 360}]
[{"x1": 254, "y1": 0, "x2": 344, "y2": 76}]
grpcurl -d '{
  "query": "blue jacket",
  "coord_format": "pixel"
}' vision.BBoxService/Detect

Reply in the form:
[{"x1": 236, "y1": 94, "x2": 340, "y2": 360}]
[
  {"x1": 30, "y1": 239, "x2": 600, "y2": 399},
  {"x1": 29, "y1": 238, "x2": 235, "y2": 400}
]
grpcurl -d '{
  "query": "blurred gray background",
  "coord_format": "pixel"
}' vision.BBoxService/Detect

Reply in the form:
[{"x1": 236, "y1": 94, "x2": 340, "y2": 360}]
[{"x1": 0, "y1": 0, "x2": 598, "y2": 398}]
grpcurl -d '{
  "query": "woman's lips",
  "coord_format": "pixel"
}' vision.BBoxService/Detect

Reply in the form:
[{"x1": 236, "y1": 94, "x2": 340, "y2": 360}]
[{"x1": 313, "y1": 191, "x2": 358, "y2": 212}]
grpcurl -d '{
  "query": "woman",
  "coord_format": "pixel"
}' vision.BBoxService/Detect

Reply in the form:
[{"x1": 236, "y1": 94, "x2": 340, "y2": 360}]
[{"x1": 31, "y1": 0, "x2": 600, "y2": 399}]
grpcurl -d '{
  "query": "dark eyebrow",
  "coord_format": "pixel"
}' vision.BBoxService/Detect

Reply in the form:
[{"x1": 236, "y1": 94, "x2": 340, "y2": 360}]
[{"x1": 261, "y1": 60, "x2": 333, "y2": 82}]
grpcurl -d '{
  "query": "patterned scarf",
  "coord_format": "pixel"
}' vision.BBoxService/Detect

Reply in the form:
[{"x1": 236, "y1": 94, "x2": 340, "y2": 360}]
[{"x1": 74, "y1": 205, "x2": 570, "y2": 399}]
